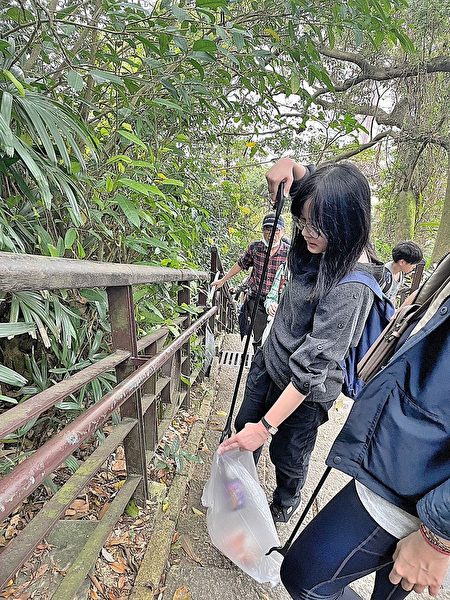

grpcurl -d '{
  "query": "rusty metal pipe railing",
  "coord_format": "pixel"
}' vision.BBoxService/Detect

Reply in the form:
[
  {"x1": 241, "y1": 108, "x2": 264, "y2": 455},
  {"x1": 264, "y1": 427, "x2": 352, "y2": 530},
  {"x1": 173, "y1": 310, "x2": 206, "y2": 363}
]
[
  {"x1": 0, "y1": 306, "x2": 216, "y2": 521},
  {"x1": 0, "y1": 350, "x2": 131, "y2": 439}
]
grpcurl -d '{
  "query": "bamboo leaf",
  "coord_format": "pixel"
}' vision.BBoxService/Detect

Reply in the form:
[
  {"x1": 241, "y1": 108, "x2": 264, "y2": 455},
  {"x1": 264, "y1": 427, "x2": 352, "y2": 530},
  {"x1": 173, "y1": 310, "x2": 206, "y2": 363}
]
[
  {"x1": 0, "y1": 364, "x2": 27, "y2": 387},
  {"x1": 117, "y1": 178, "x2": 165, "y2": 198},
  {"x1": 113, "y1": 194, "x2": 141, "y2": 227},
  {"x1": 0, "y1": 322, "x2": 36, "y2": 338},
  {"x1": 118, "y1": 129, "x2": 147, "y2": 150},
  {"x1": 90, "y1": 69, "x2": 125, "y2": 86},
  {"x1": 2, "y1": 69, "x2": 25, "y2": 96},
  {"x1": 67, "y1": 70, "x2": 85, "y2": 91},
  {"x1": 64, "y1": 228, "x2": 77, "y2": 249}
]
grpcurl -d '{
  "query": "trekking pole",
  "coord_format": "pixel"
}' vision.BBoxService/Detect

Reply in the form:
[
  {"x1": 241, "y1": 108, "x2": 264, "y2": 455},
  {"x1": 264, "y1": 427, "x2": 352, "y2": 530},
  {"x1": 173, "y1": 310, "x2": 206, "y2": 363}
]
[
  {"x1": 219, "y1": 183, "x2": 285, "y2": 444},
  {"x1": 266, "y1": 466, "x2": 332, "y2": 557}
]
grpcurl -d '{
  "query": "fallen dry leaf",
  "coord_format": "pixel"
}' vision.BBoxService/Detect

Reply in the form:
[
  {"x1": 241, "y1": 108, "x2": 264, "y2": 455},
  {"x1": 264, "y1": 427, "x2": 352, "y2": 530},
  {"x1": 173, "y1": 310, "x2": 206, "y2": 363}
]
[
  {"x1": 172, "y1": 531, "x2": 181, "y2": 544},
  {"x1": 191, "y1": 507, "x2": 204, "y2": 517},
  {"x1": 110, "y1": 562, "x2": 127, "y2": 574},
  {"x1": 9, "y1": 515, "x2": 21, "y2": 527},
  {"x1": 112, "y1": 460, "x2": 126, "y2": 472},
  {"x1": 34, "y1": 563, "x2": 49, "y2": 579},
  {"x1": 89, "y1": 483, "x2": 108, "y2": 498},
  {"x1": 99, "y1": 502, "x2": 110, "y2": 520},
  {"x1": 101, "y1": 548, "x2": 115, "y2": 563},
  {"x1": 172, "y1": 585, "x2": 192, "y2": 600},
  {"x1": 180, "y1": 535, "x2": 203, "y2": 566},
  {"x1": 107, "y1": 535, "x2": 129, "y2": 547},
  {"x1": 71, "y1": 497, "x2": 89, "y2": 511},
  {"x1": 4, "y1": 525, "x2": 16, "y2": 540},
  {"x1": 89, "y1": 573, "x2": 104, "y2": 594}
]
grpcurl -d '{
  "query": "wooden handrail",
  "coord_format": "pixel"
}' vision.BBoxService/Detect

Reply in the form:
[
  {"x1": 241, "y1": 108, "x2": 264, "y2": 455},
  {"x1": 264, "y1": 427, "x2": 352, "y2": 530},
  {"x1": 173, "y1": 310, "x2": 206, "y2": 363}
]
[{"x1": 0, "y1": 252, "x2": 207, "y2": 292}]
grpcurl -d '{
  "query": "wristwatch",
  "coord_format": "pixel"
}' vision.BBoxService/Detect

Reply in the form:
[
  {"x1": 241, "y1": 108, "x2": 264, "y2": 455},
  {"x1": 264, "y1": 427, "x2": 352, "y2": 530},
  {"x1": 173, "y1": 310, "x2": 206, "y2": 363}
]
[{"x1": 261, "y1": 416, "x2": 278, "y2": 435}]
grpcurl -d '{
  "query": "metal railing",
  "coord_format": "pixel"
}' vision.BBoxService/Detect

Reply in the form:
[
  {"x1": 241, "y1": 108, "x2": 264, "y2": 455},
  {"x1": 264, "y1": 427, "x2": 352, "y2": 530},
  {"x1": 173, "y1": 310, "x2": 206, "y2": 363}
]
[
  {"x1": 0, "y1": 248, "x2": 235, "y2": 593},
  {"x1": 210, "y1": 244, "x2": 236, "y2": 332}
]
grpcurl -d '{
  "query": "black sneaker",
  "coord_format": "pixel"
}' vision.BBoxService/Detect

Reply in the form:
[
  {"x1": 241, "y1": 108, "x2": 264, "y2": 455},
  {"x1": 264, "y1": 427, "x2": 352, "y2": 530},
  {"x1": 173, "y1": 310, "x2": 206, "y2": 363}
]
[{"x1": 270, "y1": 496, "x2": 301, "y2": 524}]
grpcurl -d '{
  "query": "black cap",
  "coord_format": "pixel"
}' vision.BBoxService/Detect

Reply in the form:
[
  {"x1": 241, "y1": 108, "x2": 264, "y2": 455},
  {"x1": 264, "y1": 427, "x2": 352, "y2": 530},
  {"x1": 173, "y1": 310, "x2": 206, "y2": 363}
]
[{"x1": 263, "y1": 213, "x2": 285, "y2": 230}]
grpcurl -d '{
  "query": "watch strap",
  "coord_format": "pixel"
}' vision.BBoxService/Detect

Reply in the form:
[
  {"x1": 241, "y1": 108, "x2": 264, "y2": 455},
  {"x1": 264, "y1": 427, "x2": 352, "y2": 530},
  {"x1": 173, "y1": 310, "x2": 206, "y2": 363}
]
[{"x1": 261, "y1": 416, "x2": 278, "y2": 435}]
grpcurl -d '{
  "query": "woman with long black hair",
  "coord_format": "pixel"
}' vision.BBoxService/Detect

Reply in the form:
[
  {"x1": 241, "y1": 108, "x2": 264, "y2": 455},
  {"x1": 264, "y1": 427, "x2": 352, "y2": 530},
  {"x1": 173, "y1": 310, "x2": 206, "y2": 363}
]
[{"x1": 219, "y1": 158, "x2": 387, "y2": 523}]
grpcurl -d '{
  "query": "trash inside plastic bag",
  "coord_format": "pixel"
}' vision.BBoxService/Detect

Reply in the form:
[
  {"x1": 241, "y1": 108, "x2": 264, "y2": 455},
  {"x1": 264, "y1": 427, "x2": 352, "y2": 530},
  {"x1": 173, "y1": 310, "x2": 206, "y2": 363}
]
[{"x1": 202, "y1": 449, "x2": 283, "y2": 586}]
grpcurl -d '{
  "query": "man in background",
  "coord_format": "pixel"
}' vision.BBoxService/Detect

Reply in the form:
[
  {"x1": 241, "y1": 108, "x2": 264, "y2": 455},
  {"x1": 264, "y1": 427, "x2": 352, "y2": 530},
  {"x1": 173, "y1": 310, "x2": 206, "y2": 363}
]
[
  {"x1": 212, "y1": 213, "x2": 289, "y2": 351},
  {"x1": 384, "y1": 240, "x2": 423, "y2": 303}
]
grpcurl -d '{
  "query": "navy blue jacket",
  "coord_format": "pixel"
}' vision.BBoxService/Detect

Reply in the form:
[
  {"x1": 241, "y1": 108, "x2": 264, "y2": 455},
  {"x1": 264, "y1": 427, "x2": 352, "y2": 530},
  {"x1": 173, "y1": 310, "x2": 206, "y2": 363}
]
[{"x1": 327, "y1": 296, "x2": 450, "y2": 539}]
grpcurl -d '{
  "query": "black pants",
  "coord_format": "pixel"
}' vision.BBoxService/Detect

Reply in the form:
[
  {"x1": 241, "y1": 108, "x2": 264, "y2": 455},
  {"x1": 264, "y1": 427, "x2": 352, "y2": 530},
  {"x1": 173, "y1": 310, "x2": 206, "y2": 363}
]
[
  {"x1": 235, "y1": 350, "x2": 330, "y2": 508},
  {"x1": 281, "y1": 481, "x2": 408, "y2": 600},
  {"x1": 246, "y1": 297, "x2": 268, "y2": 351}
]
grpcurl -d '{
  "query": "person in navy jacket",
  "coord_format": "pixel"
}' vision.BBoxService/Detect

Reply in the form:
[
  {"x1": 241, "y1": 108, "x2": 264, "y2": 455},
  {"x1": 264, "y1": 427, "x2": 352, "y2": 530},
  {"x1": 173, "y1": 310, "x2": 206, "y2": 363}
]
[{"x1": 279, "y1": 261, "x2": 450, "y2": 599}]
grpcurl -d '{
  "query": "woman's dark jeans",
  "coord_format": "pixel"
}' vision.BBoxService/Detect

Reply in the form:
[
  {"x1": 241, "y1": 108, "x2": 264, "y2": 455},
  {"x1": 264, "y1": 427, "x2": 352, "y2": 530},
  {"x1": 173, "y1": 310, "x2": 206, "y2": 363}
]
[
  {"x1": 235, "y1": 349, "x2": 330, "y2": 508},
  {"x1": 281, "y1": 481, "x2": 410, "y2": 600}
]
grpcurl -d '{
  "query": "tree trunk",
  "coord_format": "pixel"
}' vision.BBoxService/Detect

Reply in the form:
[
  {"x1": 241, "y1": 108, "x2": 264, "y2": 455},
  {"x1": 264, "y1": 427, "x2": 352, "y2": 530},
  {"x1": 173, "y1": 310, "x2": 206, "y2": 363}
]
[
  {"x1": 431, "y1": 151, "x2": 450, "y2": 262},
  {"x1": 394, "y1": 189, "x2": 416, "y2": 242},
  {"x1": 390, "y1": 142, "x2": 424, "y2": 243}
]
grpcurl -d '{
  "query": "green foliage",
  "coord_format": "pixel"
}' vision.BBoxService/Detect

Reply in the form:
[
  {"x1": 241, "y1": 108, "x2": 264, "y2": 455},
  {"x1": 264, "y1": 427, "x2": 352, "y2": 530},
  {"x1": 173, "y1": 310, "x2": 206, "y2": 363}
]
[
  {"x1": 154, "y1": 433, "x2": 204, "y2": 474},
  {"x1": 0, "y1": 0, "x2": 415, "y2": 477}
]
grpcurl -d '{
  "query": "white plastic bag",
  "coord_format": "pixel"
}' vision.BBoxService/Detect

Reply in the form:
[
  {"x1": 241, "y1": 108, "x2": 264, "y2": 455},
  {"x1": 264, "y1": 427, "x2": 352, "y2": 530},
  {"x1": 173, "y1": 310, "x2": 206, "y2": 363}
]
[
  {"x1": 203, "y1": 324, "x2": 215, "y2": 374},
  {"x1": 202, "y1": 449, "x2": 283, "y2": 586}
]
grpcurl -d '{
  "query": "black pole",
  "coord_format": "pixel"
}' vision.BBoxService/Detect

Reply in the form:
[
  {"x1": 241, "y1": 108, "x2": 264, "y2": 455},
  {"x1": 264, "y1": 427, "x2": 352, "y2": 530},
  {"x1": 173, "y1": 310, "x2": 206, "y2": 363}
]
[{"x1": 220, "y1": 183, "x2": 285, "y2": 443}]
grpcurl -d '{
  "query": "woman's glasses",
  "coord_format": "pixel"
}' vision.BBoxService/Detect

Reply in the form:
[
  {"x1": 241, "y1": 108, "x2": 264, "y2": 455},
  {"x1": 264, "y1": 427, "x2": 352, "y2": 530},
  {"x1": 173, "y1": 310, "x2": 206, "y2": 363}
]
[{"x1": 292, "y1": 215, "x2": 322, "y2": 239}]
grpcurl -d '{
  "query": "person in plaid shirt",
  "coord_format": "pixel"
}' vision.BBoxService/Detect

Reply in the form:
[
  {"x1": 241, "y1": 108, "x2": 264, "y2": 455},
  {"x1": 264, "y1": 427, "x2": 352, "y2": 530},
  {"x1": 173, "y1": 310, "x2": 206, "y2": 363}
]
[{"x1": 212, "y1": 213, "x2": 289, "y2": 350}]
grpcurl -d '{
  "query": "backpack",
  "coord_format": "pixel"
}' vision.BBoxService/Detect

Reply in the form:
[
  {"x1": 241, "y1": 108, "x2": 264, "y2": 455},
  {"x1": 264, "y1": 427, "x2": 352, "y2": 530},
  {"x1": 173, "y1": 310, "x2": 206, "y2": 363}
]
[
  {"x1": 358, "y1": 252, "x2": 450, "y2": 384},
  {"x1": 338, "y1": 271, "x2": 395, "y2": 399}
]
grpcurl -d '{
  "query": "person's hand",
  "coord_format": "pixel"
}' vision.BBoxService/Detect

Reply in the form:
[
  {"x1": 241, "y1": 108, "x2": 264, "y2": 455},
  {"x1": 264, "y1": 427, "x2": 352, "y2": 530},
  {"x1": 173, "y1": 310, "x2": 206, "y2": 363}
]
[
  {"x1": 266, "y1": 158, "x2": 308, "y2": 202},
  {"x1": 389, "y1": 530, "x2": 450, "y2": 596},
  {"x1": 266, "y1": 158, "x2": 296, "y2": 201},
  {"x1": 267, "y1": 302, "x2": 278, "y2": 317},
  {"x1": 211, "y1": 278, "x2": 226, "y2": 289},
  {"x1": 218, "y1": 422, "x2": 269, "y2": 454}
]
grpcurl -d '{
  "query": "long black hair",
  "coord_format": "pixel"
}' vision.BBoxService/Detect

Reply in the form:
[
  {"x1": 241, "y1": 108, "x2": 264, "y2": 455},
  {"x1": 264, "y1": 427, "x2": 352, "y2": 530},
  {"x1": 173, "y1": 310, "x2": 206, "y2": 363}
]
[{"x1": 289, "y1": 162, "x2": 373, "y2": 300}]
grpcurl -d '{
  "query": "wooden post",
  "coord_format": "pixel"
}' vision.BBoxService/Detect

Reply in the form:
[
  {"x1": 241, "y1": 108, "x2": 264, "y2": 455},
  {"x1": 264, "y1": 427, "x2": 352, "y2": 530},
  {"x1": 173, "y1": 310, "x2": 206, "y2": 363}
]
[
  {"x1": 178, "y1": 281, "x2": 191, "y2": 408},
  {"x1": 197, "y1": 287, "x2": 208, "y2": 383},
  {"x1": 142, "y1": 340, "x2": 158, "y2": 454},
  {"x1": 107, "y1": 286, "x2": 148, "y2": 501}
]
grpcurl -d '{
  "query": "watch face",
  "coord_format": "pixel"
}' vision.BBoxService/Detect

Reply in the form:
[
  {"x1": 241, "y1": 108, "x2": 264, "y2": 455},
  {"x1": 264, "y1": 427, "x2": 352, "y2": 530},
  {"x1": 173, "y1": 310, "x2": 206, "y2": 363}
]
[{"x1": 262, "y1": 417, "x2": 278, "y2": 435}]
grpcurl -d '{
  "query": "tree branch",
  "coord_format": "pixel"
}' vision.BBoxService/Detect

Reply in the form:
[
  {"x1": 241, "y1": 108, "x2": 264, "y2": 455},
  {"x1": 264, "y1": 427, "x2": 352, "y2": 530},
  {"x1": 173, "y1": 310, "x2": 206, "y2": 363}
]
[
  {"x1": 313, "y1": 46, "x2": 450, "y2": 100},
  {"x1": 320, "y1": 130, "x2": 395, "y2": 165}
]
